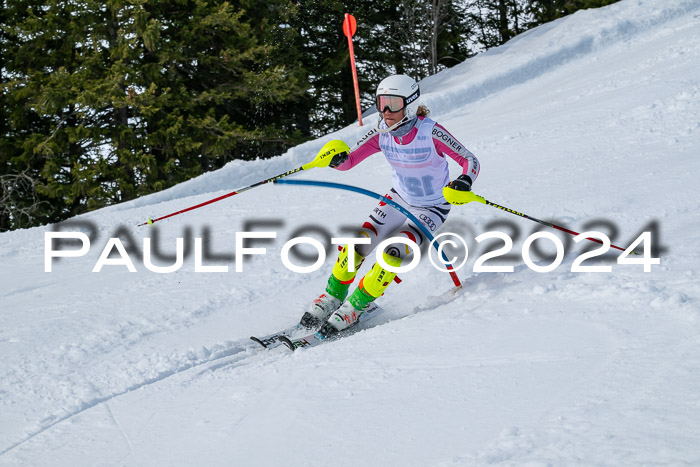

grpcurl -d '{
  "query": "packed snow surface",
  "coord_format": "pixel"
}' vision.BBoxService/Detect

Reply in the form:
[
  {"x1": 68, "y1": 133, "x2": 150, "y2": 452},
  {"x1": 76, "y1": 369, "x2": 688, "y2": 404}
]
[{"x1": 1, "y1": 0, "x2": 699, "y2": 465}]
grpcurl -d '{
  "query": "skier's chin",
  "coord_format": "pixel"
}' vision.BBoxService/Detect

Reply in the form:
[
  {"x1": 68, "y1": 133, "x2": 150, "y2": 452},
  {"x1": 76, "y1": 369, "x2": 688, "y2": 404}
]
[{"x1": 384, "y1": 116, "x2": 400, "y2": 126}]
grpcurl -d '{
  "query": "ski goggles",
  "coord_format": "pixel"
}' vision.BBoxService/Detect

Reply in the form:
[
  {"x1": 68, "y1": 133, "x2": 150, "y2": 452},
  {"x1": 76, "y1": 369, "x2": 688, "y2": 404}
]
[
  {"x1": 376, "y1": 95, "x2": 405, "y2": 113},
  {"x1": 376, "y1": 88, "x2": 420, "y2": 113}
]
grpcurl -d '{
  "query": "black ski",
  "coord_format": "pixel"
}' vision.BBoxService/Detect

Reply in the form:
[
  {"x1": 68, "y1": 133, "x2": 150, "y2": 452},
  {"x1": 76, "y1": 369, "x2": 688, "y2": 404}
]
[
  {"x1": 250, "y1": 325, "x2": 304, "y2": 349},
  {"x1": 279, "y1": 303, "x2": 384, "y2": 351}
]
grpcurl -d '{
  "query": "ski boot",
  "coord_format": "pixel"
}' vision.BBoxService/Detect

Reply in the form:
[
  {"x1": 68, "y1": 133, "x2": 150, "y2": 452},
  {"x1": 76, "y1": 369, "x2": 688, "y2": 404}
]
[
  {"x1": 300, "y1": 245, "x2": 365, "y2": 328},
  {"x1": 300, "y1": 292, "x2": 343, "y2": 329},
  {"x1": 317, "y1": 287, "x2": 374, "y2": 338},
  {"x1": 317, "y1": 252, "x2": 401, "y2": 338}
]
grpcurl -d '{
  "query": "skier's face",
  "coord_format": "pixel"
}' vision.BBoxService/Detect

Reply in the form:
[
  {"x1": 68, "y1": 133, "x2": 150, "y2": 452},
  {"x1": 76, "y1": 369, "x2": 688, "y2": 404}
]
[{"x1": 383, "y1": 107, "x2": 405, "y2": 127}]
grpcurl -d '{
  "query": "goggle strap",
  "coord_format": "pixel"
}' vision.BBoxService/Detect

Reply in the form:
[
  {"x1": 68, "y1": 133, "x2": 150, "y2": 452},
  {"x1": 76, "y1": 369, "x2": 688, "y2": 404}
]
[{"x1": 404, "y1": 88, "x2": 420, "y2": 106}]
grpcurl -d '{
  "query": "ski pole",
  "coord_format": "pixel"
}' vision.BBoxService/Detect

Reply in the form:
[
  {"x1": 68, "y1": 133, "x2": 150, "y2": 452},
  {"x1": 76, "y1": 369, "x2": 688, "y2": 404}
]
[
  {"x1": 138, "y1": 140, "x2": 350, "y2": 226},
  {"x1": 444, "y1": 190, "x2": 632, "y2": 253},
  {"x1": 276, "y1": 178, "x2": 462, "y2": 288}
]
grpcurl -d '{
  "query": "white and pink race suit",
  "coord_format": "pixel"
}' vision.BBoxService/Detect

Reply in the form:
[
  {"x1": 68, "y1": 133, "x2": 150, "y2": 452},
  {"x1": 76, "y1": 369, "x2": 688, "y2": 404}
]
[{"x1": 334, "y1": 116, "x2": 480, "y2": 259}]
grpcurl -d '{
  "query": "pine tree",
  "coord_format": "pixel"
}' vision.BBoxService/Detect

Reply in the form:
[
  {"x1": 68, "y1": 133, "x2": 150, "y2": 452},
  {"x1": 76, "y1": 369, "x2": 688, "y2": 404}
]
[
  {"x1": 2, "y1": 0, "x2": 102, "y2": 228},
  {"x1": 1, "y1": 0, "x2": 306, "y2": 230},
  {"x1": 0, "y1": 0, "x2": 622, "y2": 231},
  {"x1": 526, "y1": 0, "x2": 620, "y2": 26}
]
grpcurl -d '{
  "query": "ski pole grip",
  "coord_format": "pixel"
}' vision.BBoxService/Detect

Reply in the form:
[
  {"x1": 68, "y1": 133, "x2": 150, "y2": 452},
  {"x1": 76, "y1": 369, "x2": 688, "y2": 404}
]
[
  {"x1": 442, "y1": 187, "x2": 486, "y2": 205},
  {"x1": 303, "y1": 140, "x2": 351, "y2": 169}
]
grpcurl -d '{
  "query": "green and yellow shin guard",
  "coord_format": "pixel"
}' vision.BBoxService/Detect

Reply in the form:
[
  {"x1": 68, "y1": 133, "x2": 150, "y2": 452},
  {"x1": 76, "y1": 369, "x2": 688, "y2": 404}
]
[
  {"x1": 347, "y1": 252, "x2": 402, "y2": 310},
  {"x1": 325, "y1": 245, "x2": 366, "y2": 300}
]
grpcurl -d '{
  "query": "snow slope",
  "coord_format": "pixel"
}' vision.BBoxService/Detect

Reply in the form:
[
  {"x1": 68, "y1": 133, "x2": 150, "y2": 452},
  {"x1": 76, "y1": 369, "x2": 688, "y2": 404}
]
[{"x1": 1, "y1": 0, "x2": 700, "y2": 464}]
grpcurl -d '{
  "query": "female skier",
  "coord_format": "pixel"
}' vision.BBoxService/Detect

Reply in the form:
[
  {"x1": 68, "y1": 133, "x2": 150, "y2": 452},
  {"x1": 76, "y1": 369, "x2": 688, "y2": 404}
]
[{"x1": 302, "y1": 74, "x2": 480, "y2": 337}]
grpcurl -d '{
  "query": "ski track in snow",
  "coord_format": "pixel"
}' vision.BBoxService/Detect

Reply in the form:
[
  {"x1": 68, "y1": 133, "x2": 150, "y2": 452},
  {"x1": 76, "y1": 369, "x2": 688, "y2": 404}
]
[
  {"x1": 0, "y1": 279, "x2": 470, "y2": 458},
  {"x1": 0, "y1": 341, "x2": 251, "y2": 457},
  {"x1": 2, "y1": 0, "x2": 700, "y2": 464}
]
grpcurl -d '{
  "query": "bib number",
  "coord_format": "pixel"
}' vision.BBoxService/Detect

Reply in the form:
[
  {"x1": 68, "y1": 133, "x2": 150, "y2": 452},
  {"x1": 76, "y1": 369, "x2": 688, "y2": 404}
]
[{"x1": 399, "y1": 174, "x2": 435, "y2": 198}]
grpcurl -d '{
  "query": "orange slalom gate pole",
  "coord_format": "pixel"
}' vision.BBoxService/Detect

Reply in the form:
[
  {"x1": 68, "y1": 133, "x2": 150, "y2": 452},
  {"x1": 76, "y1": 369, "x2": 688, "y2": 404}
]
[{"x1": 343, "y1": 13, "x2": 363, "y2": 126}]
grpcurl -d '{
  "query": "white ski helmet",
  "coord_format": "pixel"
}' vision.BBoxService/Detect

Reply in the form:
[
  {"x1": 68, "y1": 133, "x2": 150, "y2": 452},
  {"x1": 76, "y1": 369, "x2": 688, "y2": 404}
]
[{"x1": 376, "y1": 74, "x2": 421, "y2": 119}]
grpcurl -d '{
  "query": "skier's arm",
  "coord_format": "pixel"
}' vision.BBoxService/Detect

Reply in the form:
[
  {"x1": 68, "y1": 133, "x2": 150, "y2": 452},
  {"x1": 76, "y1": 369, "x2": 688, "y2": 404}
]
[
  {"x1": 432, "y1": 123, "x2": 480, "y2": 184},
  {"x1": 332, "y1": 128, "x2": 382, "y2": 171}
]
